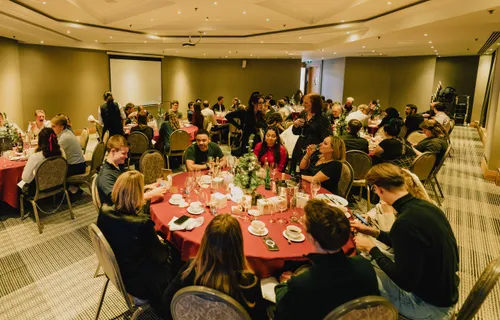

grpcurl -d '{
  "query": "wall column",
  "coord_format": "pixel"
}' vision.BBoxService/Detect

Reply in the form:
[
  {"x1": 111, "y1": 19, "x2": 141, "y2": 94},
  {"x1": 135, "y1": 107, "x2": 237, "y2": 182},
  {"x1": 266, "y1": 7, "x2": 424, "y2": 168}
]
[{"x1": 0, "y1": 37, "x2": 23, "y2": 126}]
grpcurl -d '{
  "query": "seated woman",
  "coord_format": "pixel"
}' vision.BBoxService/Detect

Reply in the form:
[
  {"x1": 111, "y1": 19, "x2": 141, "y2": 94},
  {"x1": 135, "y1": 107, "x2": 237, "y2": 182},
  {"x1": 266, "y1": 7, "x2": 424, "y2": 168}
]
[
  {"x1": 51, "y1": 114, "x2": 86, "y2": 176},
  {"x1": 253, "y1": 126, "x2": 287, "y2": 172},
  {"x1": 187, "y1": 101, "x2": 194, "y2": 123},
  {"x1": 21, "y1": 128, "x2": 62, "y2": 195},
  {"x1": 163, "y1": 214, "x2": 266, "y2": 320},
  {"x1": 0, "y1": 112, "x2": 23, "y2": 135},
  {"x1": 411, "y1": 119, "x2": 449, "y2": 168},
  {"x1": 131, "y1": 111, "x2": 154, "y2": 148},
  {"x1": 377, "y1": 107, "x2": 401, "y2": 129},
  {"x1": 192, "y1": 102, "x2": 204, "y2": 129},
  {"x1": 300, "y1": 135, "x2": 345, "y2": 195},
  {"x1": 156, "y1": 113, "x2": 174, "y2": 154},
  {"x1": 266, "y1": 112, "x2": 286, "y2": 134},
  {"x1": 97, "y1": 171, "x2": 179, "y2": 317},
  {"x1": 372, "y1": 118, "x2": 415, "y2": 169}
]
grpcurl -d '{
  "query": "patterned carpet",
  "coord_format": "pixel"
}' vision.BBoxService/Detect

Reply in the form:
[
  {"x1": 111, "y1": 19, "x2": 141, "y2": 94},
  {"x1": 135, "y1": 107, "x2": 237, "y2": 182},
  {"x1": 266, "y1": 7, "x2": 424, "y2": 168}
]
[{"x1": 0, "y1": 126, "x2": 499, "y2": 320}]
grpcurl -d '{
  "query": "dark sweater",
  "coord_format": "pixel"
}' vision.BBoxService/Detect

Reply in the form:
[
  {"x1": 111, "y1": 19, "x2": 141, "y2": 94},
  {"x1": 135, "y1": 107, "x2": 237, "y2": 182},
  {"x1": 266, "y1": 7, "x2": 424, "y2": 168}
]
[
  {"x1": 370, "y1": 194, "x2": 459, "y2": 307},
  {"x1": 163, "y1": 259, "x2": 267, "y2": 320},
  {"x1": 341, "y1": 133, "x2": 369, "y2": 154},
  {"x1": 275, "y1": 252, "x2": 380, "y2": 320}
]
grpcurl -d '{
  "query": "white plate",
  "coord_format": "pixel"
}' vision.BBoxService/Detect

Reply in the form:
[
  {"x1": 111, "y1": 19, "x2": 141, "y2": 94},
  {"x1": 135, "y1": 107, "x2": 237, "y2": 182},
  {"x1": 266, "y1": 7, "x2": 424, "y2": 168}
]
[
  {"x1": 248, "y1": 226, "x2": 269, "y2": 237},
  {"x1": 315, "y1": 193, "x2": 348, "y2": 206},
  {"x1": 344, "y1": 211, "x2": 351, "y2": 219},
  {"x1": 169, "y1": 198, "x2": 182, "y2": 205},
  {"x1": 187, "y1": 206, "x2": 204, "y2": 215},
  {"x1": 282, "y1": 230, "x2": 305, "y2": 242}
]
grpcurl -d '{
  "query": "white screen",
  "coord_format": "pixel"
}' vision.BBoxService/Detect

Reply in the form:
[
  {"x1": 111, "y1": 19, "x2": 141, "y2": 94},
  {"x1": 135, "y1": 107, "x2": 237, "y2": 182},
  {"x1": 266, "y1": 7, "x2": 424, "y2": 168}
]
[{"x1": 110, "y1": 58, "x2": 162, "y2": 106}]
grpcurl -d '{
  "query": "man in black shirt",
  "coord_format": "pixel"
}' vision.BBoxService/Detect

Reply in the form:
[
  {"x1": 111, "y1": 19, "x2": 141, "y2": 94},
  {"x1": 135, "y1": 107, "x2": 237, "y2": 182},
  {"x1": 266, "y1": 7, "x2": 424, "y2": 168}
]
[
  {"x1": 211, "y1": 96, "x2": 225, "y2": 112},
  {"x1": 341, "y1": 119, "x2": 369, "y2": 153},
  {"x1": 352, "y1": 163, "x2": 459, "y2": 319},
  {"x1": 404, "y1": 104, "x2": 424, "y2": 137}
]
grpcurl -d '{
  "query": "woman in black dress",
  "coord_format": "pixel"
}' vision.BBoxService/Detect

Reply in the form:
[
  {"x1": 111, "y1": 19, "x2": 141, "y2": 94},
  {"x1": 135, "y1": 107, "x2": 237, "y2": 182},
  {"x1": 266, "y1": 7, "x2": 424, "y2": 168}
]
[
  {"x1": 300, "y1": 135, "x2": 345, "y2": 194},
  {"x1": 373, "y1": 118, "x2": 416, "y2": 169}
]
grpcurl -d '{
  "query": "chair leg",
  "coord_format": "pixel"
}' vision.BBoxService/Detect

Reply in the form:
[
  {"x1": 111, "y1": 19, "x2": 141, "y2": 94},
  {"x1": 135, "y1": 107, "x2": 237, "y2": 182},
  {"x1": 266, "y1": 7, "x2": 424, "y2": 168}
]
[
  {"x1": 30, "y1": 200, "x2": 42, "y2": 234},
  {"x1": 94, "y1": 278, "x2": 109, "y2": 320},
  {"x1": 434, "y1": 176, "x2": 444, "y2": 198},
  {"x1": 65, "y1": 189, "x2": 75, "y2": 220},
  {"x1": 131, "y1": 307, "x2": 145, "y2": 320},
  {"x1": 20, "y1": 194, "x2": 25, "y2": 219},
  {"x1": 430, "y1": 180, "x2": 442, "y2": 207},
  {"x1": 167, "y1": 156, "x2": 170, "y2": 169},
  {"x1": 93, "y1": 263, "x2": 101, "y2": 278},
  {"x1": 366, "y1": 186, "x2": 371, "y2": 212}
]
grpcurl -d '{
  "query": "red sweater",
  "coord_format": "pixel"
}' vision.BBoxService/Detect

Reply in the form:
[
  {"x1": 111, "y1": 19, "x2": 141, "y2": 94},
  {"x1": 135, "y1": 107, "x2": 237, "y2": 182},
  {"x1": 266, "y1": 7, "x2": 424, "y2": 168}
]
[{"x1": 253, "y1": 142, "x2": 287, "y2": 172}]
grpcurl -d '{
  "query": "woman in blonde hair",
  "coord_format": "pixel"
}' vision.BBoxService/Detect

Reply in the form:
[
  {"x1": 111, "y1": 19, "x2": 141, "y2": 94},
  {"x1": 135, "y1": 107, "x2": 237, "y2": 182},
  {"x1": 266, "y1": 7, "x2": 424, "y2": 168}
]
[
  {"x1": 412, "y1": 119, "x2": 449, "y2": 168},
  {"x1": 163, "y1": 214, "x2": 266, "y2": 319},
  {"x1": 97, "y1": 171, "x2": 179, "y2": 317},
  {"x1": 300, "y1": 135, "x2": 345, "y2": 194}
]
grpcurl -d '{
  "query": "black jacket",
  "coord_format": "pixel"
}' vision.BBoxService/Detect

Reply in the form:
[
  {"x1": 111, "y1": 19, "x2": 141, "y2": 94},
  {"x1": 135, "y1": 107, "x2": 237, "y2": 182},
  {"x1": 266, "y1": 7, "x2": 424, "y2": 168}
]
[{"x1": 100, "y1": 102, "x2": 123, "y2": 136}]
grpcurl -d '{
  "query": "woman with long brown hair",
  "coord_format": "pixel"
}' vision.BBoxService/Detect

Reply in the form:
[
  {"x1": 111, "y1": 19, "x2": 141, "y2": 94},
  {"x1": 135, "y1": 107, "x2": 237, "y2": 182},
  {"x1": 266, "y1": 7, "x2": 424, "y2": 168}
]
[
  {"x1": 163, "y1": 214, "x2": 266, "y2": 319},
  {"x1": 411, "y1": 119, "x2": 449, "y2": 168}
]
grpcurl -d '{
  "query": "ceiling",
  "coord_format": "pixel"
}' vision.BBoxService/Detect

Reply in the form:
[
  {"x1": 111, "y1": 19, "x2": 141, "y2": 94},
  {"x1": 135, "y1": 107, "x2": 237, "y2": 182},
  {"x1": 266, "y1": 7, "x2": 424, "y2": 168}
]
[{"x1": 1, "y1": 0, "x2": 500, "y2": 59}]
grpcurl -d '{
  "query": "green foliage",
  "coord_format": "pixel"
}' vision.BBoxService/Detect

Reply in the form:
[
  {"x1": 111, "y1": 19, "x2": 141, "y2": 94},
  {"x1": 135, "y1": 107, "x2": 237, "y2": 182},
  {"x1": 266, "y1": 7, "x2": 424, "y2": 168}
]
[
  {"x1": 0, "y1": 113, "x2": 20, "y2": 145},
  {"x1": 233, "y1": 151, "x2": 264, "y2": 192}
]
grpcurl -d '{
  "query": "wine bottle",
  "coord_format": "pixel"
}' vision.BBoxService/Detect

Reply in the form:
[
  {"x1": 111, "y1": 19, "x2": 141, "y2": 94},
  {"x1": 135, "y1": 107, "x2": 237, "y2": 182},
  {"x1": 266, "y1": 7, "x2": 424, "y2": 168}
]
[
  {"x1": 264, "y1": 161, "x2": 271, "y2": 190},
  {"x1": 295, "y1": 164, "x2": 302, "y2": 191}
]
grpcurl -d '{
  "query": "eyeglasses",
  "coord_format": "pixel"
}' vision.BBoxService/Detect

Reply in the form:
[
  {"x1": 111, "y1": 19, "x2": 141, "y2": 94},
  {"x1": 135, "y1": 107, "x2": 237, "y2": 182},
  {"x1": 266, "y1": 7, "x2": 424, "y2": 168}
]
[{"x1": 371, "y1": 185, "x2": 377, "y2": 193}]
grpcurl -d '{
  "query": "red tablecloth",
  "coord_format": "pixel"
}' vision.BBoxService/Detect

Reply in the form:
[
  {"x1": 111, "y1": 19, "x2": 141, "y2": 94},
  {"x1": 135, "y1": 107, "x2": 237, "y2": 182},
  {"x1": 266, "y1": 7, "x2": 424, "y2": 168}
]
[
  {"x1": 215, "y1": 116, "x2": 227, "y2": 125},
  {"x1": 182, "y1": 125, "x2": 198, "y2": 140},
  {"x1": 0, "y1": 159, "x2": 26, "y2": 209},
  {"x1": 150, "y1": 172, "x2": 356, "y2": 278}
]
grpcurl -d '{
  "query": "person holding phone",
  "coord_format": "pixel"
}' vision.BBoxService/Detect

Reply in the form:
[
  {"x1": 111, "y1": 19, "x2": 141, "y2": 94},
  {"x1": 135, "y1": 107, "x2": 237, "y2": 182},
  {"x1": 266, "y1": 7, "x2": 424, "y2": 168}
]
[
  {"x1": 97, "y1": 170, "x2": 180, "y2": 317},
  {"x1": 163, "y1": 214, "x2": 266, "y2": 319}
]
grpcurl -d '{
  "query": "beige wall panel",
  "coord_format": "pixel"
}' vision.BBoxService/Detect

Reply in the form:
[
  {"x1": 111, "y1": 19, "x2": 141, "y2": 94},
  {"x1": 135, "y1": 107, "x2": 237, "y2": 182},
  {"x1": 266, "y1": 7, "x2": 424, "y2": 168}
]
[{"x1": 0, "y1": 37, "x2": 23, "y2": 126}]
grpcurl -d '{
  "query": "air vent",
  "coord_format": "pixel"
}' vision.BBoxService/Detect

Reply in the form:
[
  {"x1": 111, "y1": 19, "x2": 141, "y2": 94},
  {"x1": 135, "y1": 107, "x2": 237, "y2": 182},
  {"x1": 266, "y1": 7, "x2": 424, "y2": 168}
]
[{"x1": 477, "y1": 32, "x2": 500, "y2": 54}]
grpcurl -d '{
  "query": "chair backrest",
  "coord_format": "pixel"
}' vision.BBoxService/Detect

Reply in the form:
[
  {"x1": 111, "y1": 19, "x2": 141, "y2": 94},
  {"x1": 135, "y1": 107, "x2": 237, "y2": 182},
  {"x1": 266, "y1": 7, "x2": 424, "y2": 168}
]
[
  {"x1": 410, "y1": 152, "x2": 437, "y2": 182},
  {"x1": 229, "y1": 118, "x2": 241, "y2": 134},
  {"x1": 203, "y1": 117, "x2": 211, "y2": 130},
  {"x1": 91, "y1": 174, "x2": 101, "y2": 212},
  {"x1": 406, "y1": 131, "x2": 427, "y2": 145},
  {"x1": 102, "y1": 130, "x2": 110, "y2": 145},
  {"x1": 169, "y1": 129, "x2": 191, "y2": 152},
  {"x1": 337, "y1": 161, "x2": 354, "y2": 199},
  {"x1": 128, "y1": 131, "x2": 150, "y2": 155},
  {"x1": 375, "y1": 126, "x2": 385, "y2": 138},
  {"x1": 139, "y1": 150, "x2": 166, "y2": 184},
  {"x1": 95, "y1": 123, "x2": 103, "y2": 141},
  {"x1": 345, "y1": 150, "x2": 372, "y2": 180},
  {"x1": 171, "y1": 286, "x2": 251, "y2": 320},
  {"x1": 90, "y1": 142, "x2": 106, "y2": 176},
  {"x1": 88, "y1": 224, "x2": 135, "y2": 311},
  {"x1": 448, "y1": 119, "x2": 456, "y2": 135},
  {"x1": 34, "y1": 156, "x2": 68, "y2": 198},
  {"x1": 323, "y1": 296, "x2": 398, "y2": 320},
  {"x1": 80, "y1": 127, "x2": 89, "y2": 152},
  {"x1": 432, "y1": 144, "x2": 452, "y2": 176},
  {"x1": 398, "y1": 126, "x2": 407, "y2": 139},
  {"x1": 456, "y1": 256, "x2": 500, "y2": 320}
]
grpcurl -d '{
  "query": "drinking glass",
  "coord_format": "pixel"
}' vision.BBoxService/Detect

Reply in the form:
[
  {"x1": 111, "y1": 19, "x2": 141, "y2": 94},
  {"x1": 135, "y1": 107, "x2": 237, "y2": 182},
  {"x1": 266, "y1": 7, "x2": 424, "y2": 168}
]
[
  {"x1": 277, "y1": 201, "x2": 288, "y2": 224},
  {"x1": 268, "y1": 202, "x2": 277, "y2": 224},
  {"x1": 269, "y1": 162, "x2": 277, "y2": 181},
  {"x1": 241, "y1": 195, "x2": 251, "y2": 222},
  {"x1": 185, "y1": 177, "x2": 194, "y2": 201},
  {"x1": 311, "y1": 179, "x2": 321, "y2": 198}
]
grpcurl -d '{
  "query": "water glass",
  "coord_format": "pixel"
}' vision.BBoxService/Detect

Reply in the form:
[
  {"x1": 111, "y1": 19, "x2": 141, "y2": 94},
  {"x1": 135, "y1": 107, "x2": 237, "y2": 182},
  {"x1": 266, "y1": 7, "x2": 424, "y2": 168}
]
[{"x1": 311, "y1": 179, "x2": 321, "y2": 198}]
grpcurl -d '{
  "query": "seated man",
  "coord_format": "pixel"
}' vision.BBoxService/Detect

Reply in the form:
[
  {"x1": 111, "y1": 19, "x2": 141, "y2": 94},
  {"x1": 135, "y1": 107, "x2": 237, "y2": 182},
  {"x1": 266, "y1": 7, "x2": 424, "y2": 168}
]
[
  {"x1": 404, "y1": 104, "x2": 424, "y2": 136},
  {"x1": 274, "y1": 200, "x2": 379, "y2": 320},
  {"x1": 353, "y1": 163, "x2": 459, "y2": 319},
  {"x1": 432, "y1": 102, "x2": 451, "y2": 133},
  {"x1": 185, "y1": 129, "x2": 226, "y2": 171},
  {"x1": 345, "y1": 104, "x2": 369, "y2": 126},
  {"x1": 97, "y1": 135, "x2": 165, "y2": 206},
  {"x1": 170, "y1": 100, "x2": 183, "y2": 119},
  {"x1": 341, "y1": 119, "x2": 369, "y2": 153},
  {"x1": 27, "y1": 110, "x2": 51, "y2": 138}
]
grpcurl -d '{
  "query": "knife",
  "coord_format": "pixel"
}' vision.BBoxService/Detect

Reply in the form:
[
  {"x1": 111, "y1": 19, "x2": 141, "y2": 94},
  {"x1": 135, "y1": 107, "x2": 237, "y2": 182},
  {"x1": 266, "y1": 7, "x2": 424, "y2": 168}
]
[{"x1": 325, "y1": 194, "x2": 340, "y2": 206}]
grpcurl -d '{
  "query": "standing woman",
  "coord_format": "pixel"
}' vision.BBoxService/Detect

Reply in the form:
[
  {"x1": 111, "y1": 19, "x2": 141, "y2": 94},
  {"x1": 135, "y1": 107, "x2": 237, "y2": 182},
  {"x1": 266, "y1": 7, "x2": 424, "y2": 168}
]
[
  {"x1": 187, "y1": 101, "x2": 194, "y2": 123},
  {"x1": 163, "y1": 214, "x2": 266, "y2": 319},
  {"x1": 51, "y1": 115, "x2": 86, "y2": 176},
  {"x1": 191, "y1": 102, "x2": 205, "y2": 129},
  {"x1": 21, "y1": 127, "x2": 62, "y2": 195},
  {"x1": 156, "y1": 113, "x2": 174, "y2": 154},
  {"x1": 290, "y1": 93, "x2": 333, "y2": 172},
  {"x1": 97, "y1": 171, "x2": 179, "y2": 317},
  {"x1": 253, "y1": 126, "x2": 287, "y2": 172},
  {"x1": 99, "y1": 91, "x2": 125, "y2": 136},
  {"x1": 225, "y1": 92, "x2": 267, "y2": 155}
]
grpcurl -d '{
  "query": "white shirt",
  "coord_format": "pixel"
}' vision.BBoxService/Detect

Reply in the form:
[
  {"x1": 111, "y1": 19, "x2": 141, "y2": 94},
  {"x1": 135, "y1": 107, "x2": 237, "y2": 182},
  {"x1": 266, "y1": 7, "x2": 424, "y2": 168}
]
[
  {"x1": 201, "y1": 108, "x2": 215, "y2": 118},
  {"x1": 27, "y1": 120, "x2": 51, "y2": 136},
  {"x1": 22, "y1": 151, "x2": 45, "y2": 183},
  {"x1": 97, "y1": 103, "x2": 126, "y2": 126},
  {"x1": 433, "y1": 112, "x2": 451, "y2": 132},
  {"x1": 345, "y1": 110, "x2": 369, "y2": 126}
]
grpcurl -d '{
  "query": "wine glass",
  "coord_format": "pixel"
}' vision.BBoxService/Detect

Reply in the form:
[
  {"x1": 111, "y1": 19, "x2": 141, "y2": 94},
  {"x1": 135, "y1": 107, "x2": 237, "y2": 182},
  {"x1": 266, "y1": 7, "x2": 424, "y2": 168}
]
[
  {"x1": 311, "y1": 179, "x2": 321, "y2": 199},
  {"x1": 268, "y1": 201, "x2": 277, "y2": 224},
  {"x1": 185, "y1": 177, "x2": 194, "y2": 201},
  {"x1": 269, "y1": 162, "x2": 277, "y2": 181},
  {"x1": 277, "y1": 201, "x2": 288, "y2": 224},
  {"x1": 241, "y1": 195, "x2": 251, "y2": 222}
]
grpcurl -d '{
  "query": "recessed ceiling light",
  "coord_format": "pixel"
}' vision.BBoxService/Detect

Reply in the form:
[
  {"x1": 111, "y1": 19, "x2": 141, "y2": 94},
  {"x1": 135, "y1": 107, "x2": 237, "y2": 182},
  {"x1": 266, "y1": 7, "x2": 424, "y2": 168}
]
[
  {"x1": 424, "y1": 34, "x2": 428, "y2": 36},
  {"x1": 76, "y1": 20, "x2": 79, "y2": 22},
  {"x1": 321, "y1": 49, "x2": 324, "y2": 52},
  {"x1": 67, "y1": 30, "x2": 70, "y2": 33},
  {"x1": 334, "y1": 52, "x2": 336, "y2": 54},
  {"x1": 203, "y1": 53, "x2": 206, "y2": 55},
  {"x1": 95, "y1": 40, "x2": 98, "y2": 42},
  {"x1": 372, "y1": 50, "x2": 375, "y2": 52},
  {"x1": 205, "y1": 17, "x2": 209, "y2": 21},
  {"x1": 380, "y1": 53, "x2": 382, "y2": 55},
  {"x1": 151, "y1": 18, "x2": 154, "y2": 21},
  {"x1": 346, "y1": 32, "x2": 350, "y2": 34},
  {"x1": 176, "y1": 50, "x2": 179, "y2": 52},
  {"x1": 203, "y1": 32, "x2": 206, "y2": 35},
  {"x1": 144, "y1": 41, "x2": 147, "y2": 43},
  {"x1": 229, "y1": 51, "x2": 231, "y2": 53},
  {"x1": 387, "y1": 1, "x2": 392, "y2": 4},
  {"x1": 214, "y1": 1, "x2": 217, "y2": 4},
  {"x1": 321, "y1": 57, "x2": 324, "y2": 59},
  {"x1": 178, "y1": 11, "x2": 181, "y2": 14},
  {"x1": 109, "y1": 36, "x2": 112, "y2": 39},
  {"x1": 260, "y1": 40, "x2": 263, "y2": 43},
  {"x1": 136, "y1": 50, "x2": 139, "y2": 53},
  {"x1": 298, "y1": 36, "x2": 302, "y2": 39},
  {"x1": 429, "y1": 41, "x2": 432, "y2": 44},
  {"x1": 434, "y1": 50, "x2": 437, "y2": 52},
  {"x1": 362, "y1": 46, "x2": 365, "y2": 48},
  {"x1": 42, "y1": 1, "x2": 46, "y2": 4},
  {"x1": 243, "y1": 11, "x2": 246, "y2": 14},
  {"x1": 225, "y1": 55, "x2": 228, "y2": 58},
  {"x1": 250, "y1": 54, "x2": 253, "y2": 56},
  {"x1": 40, "y1": 40, "x2": 44, "y2": 44},
  {"x1": 266, "y1": 18, "x2": 270, "y2": 22},
  {"x1": 341, "y1": 20, "x2": 344, "y2": 22},
  {"x1": 497, "y1": 43, "x2": 500, "y2": 45}
]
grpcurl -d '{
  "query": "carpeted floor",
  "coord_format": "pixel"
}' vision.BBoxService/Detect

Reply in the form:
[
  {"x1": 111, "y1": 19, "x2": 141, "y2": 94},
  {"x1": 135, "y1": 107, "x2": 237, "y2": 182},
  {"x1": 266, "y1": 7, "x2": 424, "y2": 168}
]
[{"x1": 0, "y1": 126, "x2": 499, "y2": 319}]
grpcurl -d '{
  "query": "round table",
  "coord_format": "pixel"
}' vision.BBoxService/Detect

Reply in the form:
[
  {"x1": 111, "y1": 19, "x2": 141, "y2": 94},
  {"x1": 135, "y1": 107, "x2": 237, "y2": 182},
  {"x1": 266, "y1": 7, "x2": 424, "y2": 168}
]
[
  {"x1": 215, "y1": 116, "x2": 227, "y2": 125},
  {"x1": 150, "y1": 172, "x2": 356, "y2": 278},
  {"x1": 181, "y1": 125, "x2": 198, "y2": 141},
  {"x1": 0, "y1": 158, "x2": 26, "y2": 209}
]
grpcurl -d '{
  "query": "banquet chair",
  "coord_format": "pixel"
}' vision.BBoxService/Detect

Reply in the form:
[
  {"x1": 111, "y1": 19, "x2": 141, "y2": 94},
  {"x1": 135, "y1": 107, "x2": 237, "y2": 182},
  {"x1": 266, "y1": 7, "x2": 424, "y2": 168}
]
[
  {"x1": 95, "y1": 123, "x2": 103, "y2": 141},
  {"x1": 127, "y1": 131, "x2": 150, "y2": 168},
  {"x1": 102, "y1": 130, "x2": 110, "y2": 146},
  {"x1": 166, "y1": 129, "x2": 190, "y2": 169},
  {"x1": 139, "y1": 150, "x2": 166, "y2": 184},
  {"x1": 88, "y1": 224, "x2": 150, "y2": 320},
  {"x1": 91, "y1": 174, "x2": 101, "y2": 213},
  {"x1": 448, "y1": 119, "x2": 456, "y2": 136},
  {"x1": 455, "y1": 256, "x2": 500, "y2": 320},
  {"x1": 406, "y1": 131, "x2": 427, "y2": 145},
  {"x1": 345, "y1": 151, "x2": 372, "y2": 212},
  {"x1": 20, "y1": 156, "x2": 74, "y2": 234},
  {"x1": 80, "y1": 127, "x2": 90, "y2": 153},
  {"x1": 322, "y1": 296, "x2": 398, "y2": 320},
  {"x1": 409, "y1": 152, "x2": 439, "y2": 205},
  {"x1": 228, "y1": 118, "x2": 241, "y2": 148},
  {"x1": 337, "y1": 161, "x2": 354, "y2": 199},
  {"x1": 67, "y1": 142, "x2": 106, "y2": 194},
  {"x1": 398, "y1": 126, "x2": 407, "y2": 139},
  {"x1": 170, "y1": 286, "x2": 251, "y2": 320},
  {"x1": 428, "y1": 144, "x2": 452, "y2": 201}
]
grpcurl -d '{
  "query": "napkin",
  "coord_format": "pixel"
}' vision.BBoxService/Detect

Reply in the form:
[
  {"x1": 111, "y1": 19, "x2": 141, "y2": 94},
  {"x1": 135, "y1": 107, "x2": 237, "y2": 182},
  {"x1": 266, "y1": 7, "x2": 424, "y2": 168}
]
[
  {"x1": 168, "y1": 216, "x2": 204, "y2": 231},
  {"x1": 87, "y1": 115, "x2": 96, "y2": 122},
  {"x1": 228, "y1": 184, "x2": 243, "y2": 203},
  {"x1": 260, "y1": 277, "x2": 278, "y2": 303}
]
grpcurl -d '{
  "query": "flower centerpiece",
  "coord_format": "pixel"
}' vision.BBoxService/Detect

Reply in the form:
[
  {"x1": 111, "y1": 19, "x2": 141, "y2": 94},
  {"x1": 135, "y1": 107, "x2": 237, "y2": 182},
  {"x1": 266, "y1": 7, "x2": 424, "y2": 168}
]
[
  {"x1": 233, "y1": 135, "x2": 264, "y2": 203},
  {"x1": 0, "y1": 113, "x2": 20, "y2": 149}
]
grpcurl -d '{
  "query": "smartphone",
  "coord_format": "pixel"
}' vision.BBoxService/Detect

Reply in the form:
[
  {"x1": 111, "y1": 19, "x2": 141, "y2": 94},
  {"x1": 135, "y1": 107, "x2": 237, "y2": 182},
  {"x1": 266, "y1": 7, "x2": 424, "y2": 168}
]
[
  {"x1": 174, "y1": 215, "x2": 190, "y2": 225},
  {"x1": 353, "y1": 212, "x2": 370, "y2": 226},
  {"x1": 263, "y1": 237, "x2": 279, "y2": 251}
]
